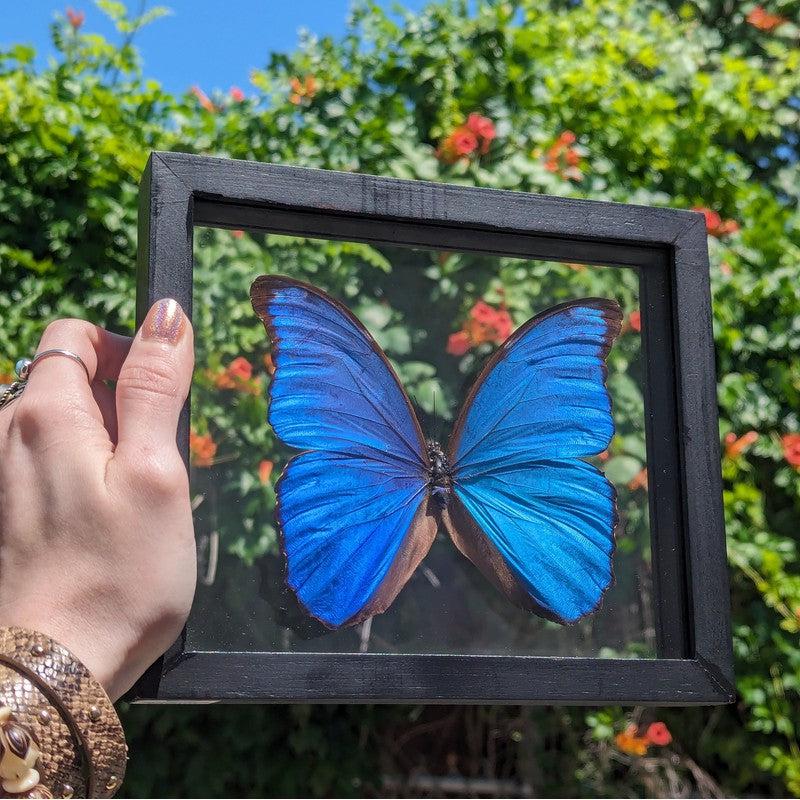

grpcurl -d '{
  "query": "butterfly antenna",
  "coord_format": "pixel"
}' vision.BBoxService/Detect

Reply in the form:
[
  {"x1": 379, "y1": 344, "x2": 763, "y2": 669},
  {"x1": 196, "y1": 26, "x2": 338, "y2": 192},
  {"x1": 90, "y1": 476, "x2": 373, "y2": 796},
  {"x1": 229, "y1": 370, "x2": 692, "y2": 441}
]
[
  {"x1": 410, "y1": 392, "x2": 426, "y2": 438},
  {"x1": 434, "y1": 387, "x2": 449, "y2": 443}
]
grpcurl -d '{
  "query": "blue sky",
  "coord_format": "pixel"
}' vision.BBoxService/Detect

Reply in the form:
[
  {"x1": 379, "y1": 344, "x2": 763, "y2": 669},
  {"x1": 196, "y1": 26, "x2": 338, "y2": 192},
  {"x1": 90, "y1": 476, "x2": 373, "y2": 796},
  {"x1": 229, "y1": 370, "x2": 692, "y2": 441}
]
[{"x1": 2, "y1": 1, "x2": 427, "y2": 95}]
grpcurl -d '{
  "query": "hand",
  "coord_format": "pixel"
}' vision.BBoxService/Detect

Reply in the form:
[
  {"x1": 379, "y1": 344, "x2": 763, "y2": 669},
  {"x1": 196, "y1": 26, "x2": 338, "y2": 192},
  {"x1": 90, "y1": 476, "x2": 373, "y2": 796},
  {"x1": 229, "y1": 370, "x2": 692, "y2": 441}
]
[{"x1": 0, "y1": 299, "x2": 196, "y2": 700}]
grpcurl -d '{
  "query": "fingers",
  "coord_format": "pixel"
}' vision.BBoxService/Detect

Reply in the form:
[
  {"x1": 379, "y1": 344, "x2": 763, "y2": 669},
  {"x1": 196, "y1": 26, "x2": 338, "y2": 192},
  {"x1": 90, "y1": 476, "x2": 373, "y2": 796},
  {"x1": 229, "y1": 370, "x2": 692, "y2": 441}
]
[
  {"x1": 113, "y1": 299, "x2": 194, "y2": 470},
  {"x1": 22, "y1": 320, "x2": 132, "y2": 425},
  {"x1": 4, "y1": 320, "x2": 132, "y2": 445}
]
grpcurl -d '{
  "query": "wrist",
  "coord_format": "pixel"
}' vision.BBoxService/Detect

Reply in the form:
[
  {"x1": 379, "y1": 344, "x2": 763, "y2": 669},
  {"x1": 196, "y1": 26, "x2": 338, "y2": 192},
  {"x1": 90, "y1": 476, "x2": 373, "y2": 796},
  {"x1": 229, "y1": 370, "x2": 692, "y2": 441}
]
[
  {"x1": 0, "y1": 626, "x2": 127, "y2": 797},
  {"x1": 0, "y1": 610, "x2": 123, "y2": 701}
]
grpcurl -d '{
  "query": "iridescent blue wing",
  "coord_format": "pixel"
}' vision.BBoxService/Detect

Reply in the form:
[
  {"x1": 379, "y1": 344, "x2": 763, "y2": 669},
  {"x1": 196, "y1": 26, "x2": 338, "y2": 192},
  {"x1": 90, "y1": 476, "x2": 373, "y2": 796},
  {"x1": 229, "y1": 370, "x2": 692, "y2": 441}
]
[
  {"x1": 444, "y1": 299, "x2": 623, "y2": 623},
  {"x1": 250, "y1": 276, "x2": 436, "y2": 628}
]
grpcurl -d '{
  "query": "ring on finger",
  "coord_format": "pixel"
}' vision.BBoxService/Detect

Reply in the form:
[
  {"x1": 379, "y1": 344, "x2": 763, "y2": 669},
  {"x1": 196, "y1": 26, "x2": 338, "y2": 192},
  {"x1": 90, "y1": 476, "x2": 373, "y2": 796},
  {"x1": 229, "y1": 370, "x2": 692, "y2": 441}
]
[{"x1": 0, "y1": 349, "x2": 91, "y2": 411}]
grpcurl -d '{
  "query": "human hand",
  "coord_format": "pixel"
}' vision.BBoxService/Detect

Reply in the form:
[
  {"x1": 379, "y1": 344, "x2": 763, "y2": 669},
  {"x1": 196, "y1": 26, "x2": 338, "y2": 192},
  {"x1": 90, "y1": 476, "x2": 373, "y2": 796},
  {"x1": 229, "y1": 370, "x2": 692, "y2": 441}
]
[{"x1": 0, "y1": 299, "x2": 196, "y2": 700}]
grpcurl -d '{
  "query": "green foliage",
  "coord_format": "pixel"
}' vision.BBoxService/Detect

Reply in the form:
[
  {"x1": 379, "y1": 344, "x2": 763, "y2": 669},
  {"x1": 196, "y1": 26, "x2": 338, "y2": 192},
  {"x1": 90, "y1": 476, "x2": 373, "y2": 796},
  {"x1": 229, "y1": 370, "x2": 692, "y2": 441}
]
[{"x1": 2, "y1": 0, "x2": 800, "y2": 795}]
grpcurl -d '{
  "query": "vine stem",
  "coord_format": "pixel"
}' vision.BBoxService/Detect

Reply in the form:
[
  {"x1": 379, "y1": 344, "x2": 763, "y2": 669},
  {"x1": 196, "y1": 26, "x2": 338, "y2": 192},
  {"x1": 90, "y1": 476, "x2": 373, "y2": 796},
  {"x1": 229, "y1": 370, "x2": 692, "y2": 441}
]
[{"x1": 108, "y1": 0, "x2": 148, "y2": 87}]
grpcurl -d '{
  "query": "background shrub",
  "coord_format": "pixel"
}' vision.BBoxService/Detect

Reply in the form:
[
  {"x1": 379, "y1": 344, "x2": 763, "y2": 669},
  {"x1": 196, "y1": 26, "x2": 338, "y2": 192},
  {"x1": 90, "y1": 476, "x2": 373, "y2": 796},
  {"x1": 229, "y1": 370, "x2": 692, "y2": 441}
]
[{"x1": 1, "y1": 0, "x2": 799, "y2": 795}]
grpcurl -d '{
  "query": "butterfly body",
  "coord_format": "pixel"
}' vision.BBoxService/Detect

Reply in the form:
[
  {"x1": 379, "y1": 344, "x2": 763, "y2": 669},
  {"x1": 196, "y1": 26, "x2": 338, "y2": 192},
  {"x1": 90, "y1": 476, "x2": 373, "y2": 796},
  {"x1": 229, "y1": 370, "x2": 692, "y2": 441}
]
[
  {"x1": 426, "y1": 439, "x2": 452, "y2": 510},
  {"x1": 251, "y1": 275, "x2": 623, "y2": 630}
]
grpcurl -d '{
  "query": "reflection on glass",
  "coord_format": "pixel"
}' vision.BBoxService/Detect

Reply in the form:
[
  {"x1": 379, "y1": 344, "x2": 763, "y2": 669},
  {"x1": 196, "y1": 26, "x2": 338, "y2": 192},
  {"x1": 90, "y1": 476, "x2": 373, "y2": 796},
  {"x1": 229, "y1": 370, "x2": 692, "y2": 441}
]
[{"x1": 189, "y1": 227, "x2": 653, "y2": 658}]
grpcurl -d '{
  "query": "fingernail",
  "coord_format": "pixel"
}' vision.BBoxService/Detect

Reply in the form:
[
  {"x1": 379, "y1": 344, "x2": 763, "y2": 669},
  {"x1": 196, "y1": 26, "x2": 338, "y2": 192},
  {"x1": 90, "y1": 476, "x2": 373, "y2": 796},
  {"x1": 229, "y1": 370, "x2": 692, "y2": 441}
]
[{"x1": 142, "y1": 298, "x2": 186, "y2": 345}]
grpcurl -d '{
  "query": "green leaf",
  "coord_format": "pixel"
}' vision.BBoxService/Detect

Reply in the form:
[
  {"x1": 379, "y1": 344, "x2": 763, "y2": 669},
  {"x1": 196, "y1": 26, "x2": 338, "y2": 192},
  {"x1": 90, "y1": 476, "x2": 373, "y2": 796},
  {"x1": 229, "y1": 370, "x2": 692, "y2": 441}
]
[{"x1": 603, "y1": 455, "x2": 643, "y2": 485}]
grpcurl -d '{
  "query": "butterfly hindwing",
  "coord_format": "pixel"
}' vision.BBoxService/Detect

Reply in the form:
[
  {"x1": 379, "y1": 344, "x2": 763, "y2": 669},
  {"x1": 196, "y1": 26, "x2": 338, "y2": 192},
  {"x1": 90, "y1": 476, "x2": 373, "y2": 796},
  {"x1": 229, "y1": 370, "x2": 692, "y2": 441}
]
[
  {"x1": 445, "y1": 299, "x2": 623, "y2": 623},
  {"x1": 250, "y1": 276, "x2": 436, "y2": 628},
  {"x1": 276, "y1": 451, "x2": 436, "y2": 627}
]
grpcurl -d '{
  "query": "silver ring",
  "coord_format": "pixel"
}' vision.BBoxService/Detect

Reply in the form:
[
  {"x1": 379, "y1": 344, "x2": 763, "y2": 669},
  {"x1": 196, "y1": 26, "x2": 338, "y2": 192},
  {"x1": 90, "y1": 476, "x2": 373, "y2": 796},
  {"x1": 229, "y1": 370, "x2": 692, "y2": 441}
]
[
  {"x1": 27, "y1": 349, "x2": 90, "y2": 381},
  {"x1": 0, "y1": 349, "x2": 90, "y2": 411}
]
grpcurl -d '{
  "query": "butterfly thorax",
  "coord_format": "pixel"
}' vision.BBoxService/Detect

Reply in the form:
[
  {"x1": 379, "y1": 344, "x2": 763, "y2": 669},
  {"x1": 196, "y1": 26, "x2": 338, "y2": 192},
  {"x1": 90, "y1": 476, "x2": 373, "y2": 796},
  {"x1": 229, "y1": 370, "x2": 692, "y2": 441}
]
[{"x1": 426, "y1": 439, "x2": 452, "y2": 509}]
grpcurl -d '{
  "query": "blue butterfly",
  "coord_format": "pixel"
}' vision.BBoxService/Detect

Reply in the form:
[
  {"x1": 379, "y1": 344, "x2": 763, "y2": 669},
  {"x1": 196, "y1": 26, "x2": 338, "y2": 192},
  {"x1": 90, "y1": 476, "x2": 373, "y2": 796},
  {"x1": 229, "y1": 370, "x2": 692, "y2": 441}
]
[{"x1": 250, "y1": 275, "x2": 623, "y2": 629}]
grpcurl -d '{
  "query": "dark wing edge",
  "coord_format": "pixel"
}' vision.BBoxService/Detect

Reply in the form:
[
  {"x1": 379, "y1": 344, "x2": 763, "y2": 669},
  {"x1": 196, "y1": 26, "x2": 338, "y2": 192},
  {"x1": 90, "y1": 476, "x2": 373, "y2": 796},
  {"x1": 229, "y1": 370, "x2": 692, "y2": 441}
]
[{"x1": 447, "y1": 297, "x2": 623, "y2": 462}]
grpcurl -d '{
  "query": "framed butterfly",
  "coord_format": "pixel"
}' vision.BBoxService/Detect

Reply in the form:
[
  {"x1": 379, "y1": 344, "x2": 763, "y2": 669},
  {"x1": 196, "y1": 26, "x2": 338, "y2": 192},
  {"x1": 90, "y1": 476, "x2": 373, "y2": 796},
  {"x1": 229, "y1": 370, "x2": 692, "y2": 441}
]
[{"x1": 250, "y1": 275, "x2": 623, "y2": 630}]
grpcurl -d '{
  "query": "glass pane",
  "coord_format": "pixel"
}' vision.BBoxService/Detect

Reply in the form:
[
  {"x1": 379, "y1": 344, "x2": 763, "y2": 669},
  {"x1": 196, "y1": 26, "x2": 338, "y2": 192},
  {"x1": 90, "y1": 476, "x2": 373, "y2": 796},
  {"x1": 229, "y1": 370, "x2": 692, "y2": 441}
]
[{"x1": 188, "y1": 227, "x2": 654, "y2": 658}]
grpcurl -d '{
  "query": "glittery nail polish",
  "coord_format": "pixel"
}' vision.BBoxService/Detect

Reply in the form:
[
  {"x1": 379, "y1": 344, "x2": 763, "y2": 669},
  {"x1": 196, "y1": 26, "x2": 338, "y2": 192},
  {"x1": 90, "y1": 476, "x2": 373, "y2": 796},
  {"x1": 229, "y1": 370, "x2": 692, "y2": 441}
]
[{"x1": 142, "y1": 298, "x2": 186, "y2": 344}]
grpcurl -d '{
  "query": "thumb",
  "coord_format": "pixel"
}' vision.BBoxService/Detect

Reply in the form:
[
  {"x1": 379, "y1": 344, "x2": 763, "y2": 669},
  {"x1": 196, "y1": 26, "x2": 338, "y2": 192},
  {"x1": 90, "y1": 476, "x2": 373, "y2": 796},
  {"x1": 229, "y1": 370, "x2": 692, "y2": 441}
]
[{"x1": 114, "y1": 298, "x2": 194, "y2": 464}]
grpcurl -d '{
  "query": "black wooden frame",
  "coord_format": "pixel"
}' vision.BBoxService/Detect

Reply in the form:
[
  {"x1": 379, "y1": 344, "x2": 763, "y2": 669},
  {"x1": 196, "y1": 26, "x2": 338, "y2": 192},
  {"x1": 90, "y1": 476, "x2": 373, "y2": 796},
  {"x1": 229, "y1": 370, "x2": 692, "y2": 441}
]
[{"x1": 130, "y1": 151, "x2": 734, "y2": 704}]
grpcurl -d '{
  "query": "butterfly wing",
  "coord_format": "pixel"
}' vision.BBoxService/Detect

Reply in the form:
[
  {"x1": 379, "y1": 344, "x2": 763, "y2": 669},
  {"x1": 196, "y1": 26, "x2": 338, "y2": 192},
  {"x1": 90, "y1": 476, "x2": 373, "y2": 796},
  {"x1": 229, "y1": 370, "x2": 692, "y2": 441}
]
[
  {"x1": 250, "y1": 276, "x2": 436, "y2": 628},
  {"x1": 444, "y1": 299, "x2": 623, "y2": 624}
]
